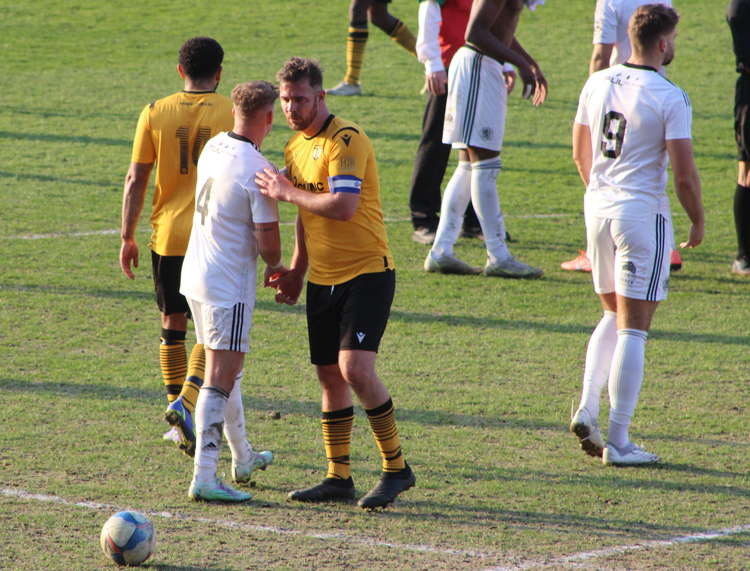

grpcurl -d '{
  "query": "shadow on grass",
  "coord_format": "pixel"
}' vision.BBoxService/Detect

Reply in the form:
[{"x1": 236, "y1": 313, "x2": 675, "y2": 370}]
[
  {"x1": 0, "y1": 130, "x2": 129, "y2": 147},
  {"x1": 376, "y1": 499, "x2": 735, "y2": 541},
  {"x1": 2, "y1": 280, "x2": 746, "y2": 346},
  {"x1": 149, "y1": 566, "x2": 234, "y2": 571},
  {"x1": 273, "y1": 486, "x2": 733, "y2": 543},
  {"x1": 0, "y1": 377, "x2": 556, "y2": 431},
  {"x1": 0, "y1": 282, "x2": 153, "y2": 301},
  {"x1": 0, "y1": 169, "x2": 116, "y2": 188}
]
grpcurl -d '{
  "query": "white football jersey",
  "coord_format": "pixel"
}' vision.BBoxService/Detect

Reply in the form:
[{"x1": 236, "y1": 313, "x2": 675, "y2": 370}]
[
  {"x1": 180, "y1": 132, "x2": 279, "y2": 307},
  {"x1": 593, "y1": 0, "x2": 673, "y2": 66},
  {"x1": 575, "y1": 63, "x2": 692, "y2": 220}
]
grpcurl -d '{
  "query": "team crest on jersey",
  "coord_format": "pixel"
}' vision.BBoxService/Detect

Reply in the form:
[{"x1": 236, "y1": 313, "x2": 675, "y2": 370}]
[
  {"x1": 341, "y1": 134, "x2": 352, "y2": 147},
  {"x1": 312, "y1": 145, "x2": 323, "y2": 160},
  {"x1": 480, "y1": 127, "x2": 494, "y2": 141}
]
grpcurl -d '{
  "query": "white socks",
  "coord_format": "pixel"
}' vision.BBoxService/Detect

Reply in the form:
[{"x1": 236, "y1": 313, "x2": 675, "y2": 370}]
[
  {"x1": 431, "y1": 161, "x2": 471, "y2": 259},
  {"x1": 193, "y1": 386, "x2": 229, "y2": 484},
  {"x1": 222, "y1": 372, "x2": 254, "y2": 466},
  {"x1": 578, "y1": 311, "x2": 618, "y2": 420},
  {"x1": 470, "y1": 157, "x2": 509, "y2": 264},
  {"x1": 431, "y1": 157, "x2": 509, "y2": 263},
  {"x1": 607, "y1": 328, "x2": 648, "y2": 448}
]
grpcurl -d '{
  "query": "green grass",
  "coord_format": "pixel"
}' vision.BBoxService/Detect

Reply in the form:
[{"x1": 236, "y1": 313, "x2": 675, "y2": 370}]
[{"x1": 1, "y1": 1, "x2": 749, "y2": 569}]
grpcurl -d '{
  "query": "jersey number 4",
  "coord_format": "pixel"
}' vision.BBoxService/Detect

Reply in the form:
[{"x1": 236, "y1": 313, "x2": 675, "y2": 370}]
[
  {"x1": 175, "y1": 126, "x2": 212, "y2": 174},
  {"x1": 196, "y1": 178, "x2": 214, "y2": 225},
  {"x1": 601, "y1": 111, "x2": 626, "y2": 159}
]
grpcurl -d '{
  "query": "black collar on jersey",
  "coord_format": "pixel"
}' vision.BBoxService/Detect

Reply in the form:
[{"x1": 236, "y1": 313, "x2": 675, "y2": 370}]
[
  {"x1": 304, "y1": 114, "x2": 335, "y2": 140},
  {"x1": 228, "y1": 131, "x2": 259, "y2": 150},
  {"x1": 622, "y1": 62, "x2": 659, "y2": 73},
  {"x1": 182, "y1": 89, "x2": 217, "y2": 94}
]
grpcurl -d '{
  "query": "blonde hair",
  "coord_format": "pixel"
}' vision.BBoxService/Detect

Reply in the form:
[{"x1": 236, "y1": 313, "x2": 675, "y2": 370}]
[{"x1": 231, "y1": 81, "x2": 279, "y2": 117}]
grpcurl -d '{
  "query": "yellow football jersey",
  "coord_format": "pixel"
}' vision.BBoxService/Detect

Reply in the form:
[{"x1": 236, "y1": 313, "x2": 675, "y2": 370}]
[
  {"x1": 131, "y1": 90, "x2": 233, "y2": 256},
  {"x1": 284, "y1": 115, "x2": 395, "y2": 285}
]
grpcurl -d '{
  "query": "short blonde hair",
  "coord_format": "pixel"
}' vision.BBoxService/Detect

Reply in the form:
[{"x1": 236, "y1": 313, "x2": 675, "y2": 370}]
[{"x1": 231, "y1": 81, "x2": 279, "y2": 117}]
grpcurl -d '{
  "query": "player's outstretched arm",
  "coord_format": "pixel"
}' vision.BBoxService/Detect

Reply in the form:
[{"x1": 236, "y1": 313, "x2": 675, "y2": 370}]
[
  {"x1": 255, "y1": 168, "x2": 359, "y2": 221},
  {"x1": 572, "y1": 122, "x2": 593, "y2": 188},
  {"x1": 255, "y1": 221, "x2": 283, "y2": 272},
  {"x1": 666, "y1": 138, "x2": 704, "y2": 249},
  {"x1": 119, "y1": 162, "x2": 153, "y2": 279}
]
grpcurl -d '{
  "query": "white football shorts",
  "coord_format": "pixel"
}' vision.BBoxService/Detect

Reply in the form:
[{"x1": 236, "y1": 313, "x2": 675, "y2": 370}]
[
  {"x1": 187, "y1": 298, "x2": 254, "y2": 353},
  {"x1": 443, "y1": 46, "x2": 506, "y2": 152},
  {"x1": 586, "y1": 213, "x2": 672, "y2": 301}
]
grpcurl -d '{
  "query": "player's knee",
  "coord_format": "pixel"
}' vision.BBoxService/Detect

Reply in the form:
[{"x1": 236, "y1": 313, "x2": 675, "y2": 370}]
[
  {"x1": 338, "y1": 360, "x2": 374, "y2": 388},
  {"x1": 367, "y1": 5, "x2": 392, "y2": 30},
  {"x1": 738, "y1": 161, "x2": 750, "y2": 186}
]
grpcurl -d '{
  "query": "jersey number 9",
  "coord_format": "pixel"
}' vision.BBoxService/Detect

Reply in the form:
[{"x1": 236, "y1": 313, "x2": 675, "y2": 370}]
[{"x1": 601, "y1": 111, "x2": 626, "y2": 159}]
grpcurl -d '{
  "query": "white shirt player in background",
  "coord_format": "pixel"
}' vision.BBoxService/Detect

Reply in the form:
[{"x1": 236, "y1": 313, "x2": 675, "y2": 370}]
[
  {"x1": 561, "y1": 0, "x2": 679, "y2": 272},
  {"x1": 424, "y1": 0, "x2": 547, "y2": 279},
  {"x1": 569, "y1": 4, "x2": 703, "y2": 466},
  {"x1": 590, "y1": 0, "x2": 672, "y2": 72},
  {"x1": 180, "y1": 81, "x2": 283, "y2": 502}
]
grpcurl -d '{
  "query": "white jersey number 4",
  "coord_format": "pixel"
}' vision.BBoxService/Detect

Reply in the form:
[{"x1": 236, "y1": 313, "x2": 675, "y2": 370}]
[{"x1": 196, "y1": 177, "x2": 214, "y2": 225}]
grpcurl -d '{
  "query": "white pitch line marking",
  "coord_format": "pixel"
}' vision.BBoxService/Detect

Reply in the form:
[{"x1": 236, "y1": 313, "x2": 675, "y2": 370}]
[
  {"x1": 3, "y1": 489, "x2": 748, "y2": 567},
  {"x1": 1, "y1": 487, "x2": 491, "y2": 560},
  {"x1": 483, "y1": 523, "x2": 750, "y2": 571},
  {"x1": 3, "y1": 214, "x2": 571, "y2": 241}
]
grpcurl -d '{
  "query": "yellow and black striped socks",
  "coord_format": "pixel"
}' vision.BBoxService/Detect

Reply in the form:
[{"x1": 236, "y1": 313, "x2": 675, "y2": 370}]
[
  {"x1": 322, "y1": 407, "x2": 354, "y2": 480},
  {"x1": 365, "y1": 398, "x2": 406, "y2": 473},
  {"x1": 343, "y1": 23, "x2": 368, "y2": 86},
  {"x1": 159, "y1": 329, "x2": 186, "y2": 403},
  {"x1": 388, "y1": 19, "x2": 416, "y2": 56},
  {"x1": 178, "y1": 343, "x2": 205, "y2": 414}
]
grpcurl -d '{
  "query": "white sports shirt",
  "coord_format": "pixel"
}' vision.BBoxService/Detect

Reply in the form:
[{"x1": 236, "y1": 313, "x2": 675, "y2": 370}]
[
  {"x1": 593, "y1": 0, "x2": 673, "y2": 66},
  {"x1": 180, "y1": 132, "x2": 279, "y2": 307},
  {"x1": 575, "y1": 63, "x2": 692, "y2": 220}
]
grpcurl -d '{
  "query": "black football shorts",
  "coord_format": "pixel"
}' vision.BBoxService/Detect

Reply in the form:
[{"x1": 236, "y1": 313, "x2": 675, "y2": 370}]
[
  {"x1": 735, "y1": 74, "x2": 750, "y2": 162},
  {"x1": 151, "y1": 251, "x2": 190, "y2": 317},
  {"x1": 306, "y1": 270, "x2": 395, "y2": 366}
]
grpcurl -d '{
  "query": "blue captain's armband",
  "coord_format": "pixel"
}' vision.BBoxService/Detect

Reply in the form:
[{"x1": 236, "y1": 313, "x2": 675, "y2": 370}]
[{"x1": 328, "y1": 174, "x2": 362, "y2": 194}]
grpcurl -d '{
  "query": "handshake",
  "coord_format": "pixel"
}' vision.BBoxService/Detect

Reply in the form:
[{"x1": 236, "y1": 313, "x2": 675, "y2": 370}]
[{"x1": 264, "y1": 264, "x2": 303, "y2": 306}]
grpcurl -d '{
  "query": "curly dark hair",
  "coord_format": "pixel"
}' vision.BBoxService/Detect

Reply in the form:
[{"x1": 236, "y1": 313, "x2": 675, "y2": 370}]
[
  {"x1": 276, "y1": 57, "x2": 323, "y2": 89},
  {"x1": 178, "y1": 37, "x2": 224, "y2": 80},
  {"x1": 231, "y1": 81, "x2": 279, "y2": 116}
]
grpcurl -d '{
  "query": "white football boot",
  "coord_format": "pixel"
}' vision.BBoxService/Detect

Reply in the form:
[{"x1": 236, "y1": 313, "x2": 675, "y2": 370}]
[
  {"x1": 569, "y1": 407, "x2": 605, "y2": 458},
  {"x1": 327, "y1": 82, "x2": 362, "y2": 96},
  {"x1": 232, "y1": 450, "x2": 274, "y2": 484},
  {"x1": 603, "y1": 443, "x2": 659, "y2": 466},
  {"x1": 424, "y1": 252, "x2": 482, "y2": 275},
  {"x1": 483, "y1": 256, "x2": 543, "y2": 279},
  {"x1": 189, "y1": 477, "x2": 252, "y2": 502}
]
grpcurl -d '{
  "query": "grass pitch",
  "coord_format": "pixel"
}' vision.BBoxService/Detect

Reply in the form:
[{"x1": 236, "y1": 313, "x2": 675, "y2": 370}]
[{"x1": 1, "y1": 1, "x2": 748, "y2": 569}]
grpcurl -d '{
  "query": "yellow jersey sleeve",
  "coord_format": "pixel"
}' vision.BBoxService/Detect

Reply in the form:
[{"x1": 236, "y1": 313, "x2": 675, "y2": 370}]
[
  {"x1": 131, "y1": 105, "x2": 156, "y2": 164},
  {"x1": 326, "y1": 125, "x2": 369, "y2": 193}
]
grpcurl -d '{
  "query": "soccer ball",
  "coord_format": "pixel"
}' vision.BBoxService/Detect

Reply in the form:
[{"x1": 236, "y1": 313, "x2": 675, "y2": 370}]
[{"x1": 100, "y1": 511, "x2": 156, "y2": 566}]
